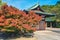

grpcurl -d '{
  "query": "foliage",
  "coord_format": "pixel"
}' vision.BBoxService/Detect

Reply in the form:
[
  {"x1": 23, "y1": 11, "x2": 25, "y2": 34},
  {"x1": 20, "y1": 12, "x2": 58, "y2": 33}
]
[
  {"x1": 41, "y1": 1, "x2": 60, "y2": 27},
  {"x1": 0, "y1": 0, "x2": 6, "y2": 9},
  {"x1": 0, "y1": 4, "x2": 42, "y2": 33},
  {"x1": 41, "y1": 1, "x2": 60, "y2": 22}
]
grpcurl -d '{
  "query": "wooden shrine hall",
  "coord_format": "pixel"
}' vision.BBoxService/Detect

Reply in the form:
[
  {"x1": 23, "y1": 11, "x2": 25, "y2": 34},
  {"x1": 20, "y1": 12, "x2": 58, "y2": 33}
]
[{"x1": 24, "y1": 3, "x2": 56, "y2": 30}]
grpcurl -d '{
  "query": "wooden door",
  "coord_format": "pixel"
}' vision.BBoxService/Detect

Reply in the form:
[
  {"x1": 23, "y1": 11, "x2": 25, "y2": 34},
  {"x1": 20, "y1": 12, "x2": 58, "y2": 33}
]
[{"x1": 39, "y1": 21, "x2": 46, "y2": 30}]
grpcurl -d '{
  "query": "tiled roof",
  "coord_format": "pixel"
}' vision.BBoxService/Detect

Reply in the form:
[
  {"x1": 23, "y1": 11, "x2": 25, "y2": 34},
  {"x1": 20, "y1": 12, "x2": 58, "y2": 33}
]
[
  {"x1": 28, "y1": 3, "x2": 40, "y2": 10},
  {"x1": 25, "y1": 3, "x2": 56, "y2": 17},
  {"x1": 33, "y1": 10, "x2": 56, "y2": 16},
  {"x1": 45, "y1": 17, "x2": 56, "y2": 21}
]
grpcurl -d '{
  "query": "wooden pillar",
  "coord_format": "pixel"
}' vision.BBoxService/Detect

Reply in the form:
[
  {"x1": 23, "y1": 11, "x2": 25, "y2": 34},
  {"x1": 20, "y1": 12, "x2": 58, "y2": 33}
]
[
  {"x1": 50, "y1": 22, "x2": 52, "y2": 28},
  {"x1": 46, "y1": 22, "x2": 47, "y2": 27}
]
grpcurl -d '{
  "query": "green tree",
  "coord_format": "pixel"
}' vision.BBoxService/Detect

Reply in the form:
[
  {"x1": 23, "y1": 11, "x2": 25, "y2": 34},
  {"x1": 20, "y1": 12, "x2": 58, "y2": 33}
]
[
  {"x1": 0, "y1": 0, "x2": 2, "y2": 6},
  {"x1": 0, "y1": 0, "x2": 6, "y2": 9},
  {"x1": 41, "y1": 1, "x2": 60, "y2": 22},
  {"x1": 41, "y1": 1, "x2": 60, "y2": 27}
]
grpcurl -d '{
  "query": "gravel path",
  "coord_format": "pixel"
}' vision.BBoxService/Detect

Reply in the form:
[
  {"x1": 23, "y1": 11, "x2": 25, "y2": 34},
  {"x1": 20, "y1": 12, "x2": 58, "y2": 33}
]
[{"x1": 34, "y1": 30, "x2": 60, "y2": 40}]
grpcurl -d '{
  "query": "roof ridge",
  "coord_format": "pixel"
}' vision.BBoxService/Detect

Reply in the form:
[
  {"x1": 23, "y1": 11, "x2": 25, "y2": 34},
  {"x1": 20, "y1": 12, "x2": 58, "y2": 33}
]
[{"x1": 28, "y1": 3, "x2": 40, "y2": 10}]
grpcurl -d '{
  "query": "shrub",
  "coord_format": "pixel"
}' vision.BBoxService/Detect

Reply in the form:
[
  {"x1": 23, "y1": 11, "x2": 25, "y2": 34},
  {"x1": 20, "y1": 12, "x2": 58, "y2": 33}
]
[{"x1": 0, "y1": 4, "x2": 42, "y2": 34}]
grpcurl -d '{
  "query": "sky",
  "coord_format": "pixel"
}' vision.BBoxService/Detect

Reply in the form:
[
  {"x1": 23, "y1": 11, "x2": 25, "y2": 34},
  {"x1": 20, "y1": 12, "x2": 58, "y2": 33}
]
[{"x1": 2, "y1": 0, "x2": 59, "y2": 10}]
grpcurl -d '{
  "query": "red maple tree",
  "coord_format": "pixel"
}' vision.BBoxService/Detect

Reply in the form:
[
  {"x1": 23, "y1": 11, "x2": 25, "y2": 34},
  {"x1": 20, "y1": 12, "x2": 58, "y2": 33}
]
[{"x1": 0, "y1": 4, "x2": 42, "y2": 33}]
